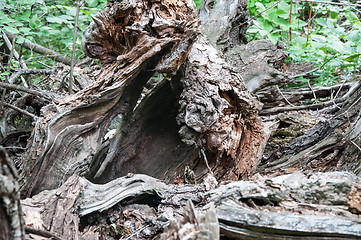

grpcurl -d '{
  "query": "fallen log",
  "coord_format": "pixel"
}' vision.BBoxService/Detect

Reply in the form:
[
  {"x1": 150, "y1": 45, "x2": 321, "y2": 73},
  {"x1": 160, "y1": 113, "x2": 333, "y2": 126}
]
[{"x1": 20, "y1": 171, "x2": 361, "y2": 239}]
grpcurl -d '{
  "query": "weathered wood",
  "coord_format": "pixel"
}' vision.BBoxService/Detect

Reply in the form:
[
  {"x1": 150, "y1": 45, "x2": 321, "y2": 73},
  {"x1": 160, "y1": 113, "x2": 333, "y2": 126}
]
[
  {"x1": 19, "y1": 0, "x2": 199, "y2": 196},
  {"x1": 90, "y1": 34, "x2": 268, "y2": 184},
  {"x1": 18, "y1": 0, "x2": 267, "y2": 197},
  {"x1": 21, "y1": 171, "x2": 361, "y2": 239},
  {"x1": 0, "y1": 147, "x2": 24, "y2": 240},
  {"x1": 260, "y1": 80, "x2": 361, "y2": 176}
]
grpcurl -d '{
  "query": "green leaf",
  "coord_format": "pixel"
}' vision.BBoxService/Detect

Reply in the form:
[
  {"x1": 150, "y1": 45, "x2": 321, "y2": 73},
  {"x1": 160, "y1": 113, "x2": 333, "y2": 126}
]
[
  {"x1": 19, "y1": 27, "x2": 32, "y2": 34},
  {"x1": 247, "y1": 26, "x2": 260, "y2": 33},
  {"x1": 344, "y1": 54, "x2": 361, "y2": 62},
  {"x1": 345, "y1": 11, "x2": 359, "y2": 21},
  {"x1": 86, "y1": 0, "x2": 99, "y2": 8},
  {"x1": 46, "y1": 16, "x2": 68, "y2": 24},
  {"x1": 255, "y1": 2, "x2": 265, "y2": 12},
  {"x1": 3, "y1": 26, "x2": 19, "y2": 33},
  {"x1": 330, "y1": 11, "x2": 338, "y2": 19},
  {"x1": 259, "y1": 29, "x2": 269, "y2": 37}
]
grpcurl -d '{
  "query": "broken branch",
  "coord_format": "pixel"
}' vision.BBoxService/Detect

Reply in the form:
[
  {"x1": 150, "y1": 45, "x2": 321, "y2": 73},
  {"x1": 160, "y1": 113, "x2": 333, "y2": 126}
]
[
  {"x1": 3, "y1": 102, "x2": 38, "y2": 119},
  {"x1": 0, "y1": 81, "x2": 54, "y2": 100},
  {"x1": 4, "y1": 31, "x2": 72, "y2": 66}
]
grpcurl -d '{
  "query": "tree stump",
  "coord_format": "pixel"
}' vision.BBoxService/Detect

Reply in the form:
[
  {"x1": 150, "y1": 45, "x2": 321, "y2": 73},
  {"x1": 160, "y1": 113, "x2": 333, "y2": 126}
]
[{"x1": 18, "y1": 0, "x2": 267, "y2": 197}]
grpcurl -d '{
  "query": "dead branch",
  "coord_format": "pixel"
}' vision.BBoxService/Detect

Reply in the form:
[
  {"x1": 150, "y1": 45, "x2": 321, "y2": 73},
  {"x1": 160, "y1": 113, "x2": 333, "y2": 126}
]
[
  {"x1": 69, "y1": 0, "x2": 85, "y2": 94},
  {"x1": 0, "y1": 81, "x2": 55, "y2": 100},
  {"x1": 1, "y1": 30, "x2": 27, "y2": 71},
  {"x1": 3, "y1": 102, "x2": 38, "y2": 119},
  {"x1": 288, "y1": 67, "x2": 319, "y2": 79},
  {"x1": 25, "y1": 226, "x2": 64, "y2": 240},
  {"x1": 260, "y1": 81, "x2": 360, "y2": 115},
  {"x1": 8, "y1": 68, "x2": 54, "y2": 84},
  {"x1": 298, "y1": 0, "x2": 361, "y2": 8},
  {"x1": 4, "y1": 31, "x2": 72, "y2": 66},
  {"x1": 1, "y1": 30, "x2": 29, "y2": 87}
]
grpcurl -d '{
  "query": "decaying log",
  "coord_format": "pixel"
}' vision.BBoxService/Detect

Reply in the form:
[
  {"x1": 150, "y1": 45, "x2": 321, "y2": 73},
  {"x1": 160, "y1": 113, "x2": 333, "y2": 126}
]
[
  {"x1": 199, "y1": 0, "x2": 316, "y2": 94},
  {"x1": 19, "y1": 0, "x2": 200, "y2": 196},
  {"x1": 0, "y1": 147, "x2": 24, "y2": 240},
  {"x1": 90, "y1": 34, "x2": 268, "y2": 184},
  {"x1": 18, "y1": 0, "x2": 267, "y2": 197},
  {"x1": 21, "y1": 171, "x2": 361, "y2": 239},
  {"x1": 260, "y1": 80, "x2": 361, "y2": 176}
]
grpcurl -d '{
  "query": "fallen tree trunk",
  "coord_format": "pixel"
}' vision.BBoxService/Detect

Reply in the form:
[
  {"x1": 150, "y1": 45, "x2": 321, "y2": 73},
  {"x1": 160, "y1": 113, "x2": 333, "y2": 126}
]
[
  {"x1": 20, "y1": 171, "x2": 361, "y2": 239},
  {"x1": 0, "y1": 147, "x2": 24, "y2": 240},
  {"x1": 18, "y1": 0, "x2": 267, "y2": 197},
  {"x1": 259, "y1": 80, "x2": 361, "y2": 175}
]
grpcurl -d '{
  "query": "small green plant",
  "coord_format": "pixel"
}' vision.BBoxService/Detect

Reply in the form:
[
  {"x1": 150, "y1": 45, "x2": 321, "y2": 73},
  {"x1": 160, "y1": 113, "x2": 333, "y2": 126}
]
[
  {"x1": 194, "y1": 0, "x2": 201, "y2": 8},
  {"x1": 247, "y1": 0, "x2": 361, "y2": 86}
]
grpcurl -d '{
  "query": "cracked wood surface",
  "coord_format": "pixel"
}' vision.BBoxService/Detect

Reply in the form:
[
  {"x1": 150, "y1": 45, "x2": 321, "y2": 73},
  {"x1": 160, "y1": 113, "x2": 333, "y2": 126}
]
[{"x1": 20, "y1": 172, "x2": 361, "y2": 239}]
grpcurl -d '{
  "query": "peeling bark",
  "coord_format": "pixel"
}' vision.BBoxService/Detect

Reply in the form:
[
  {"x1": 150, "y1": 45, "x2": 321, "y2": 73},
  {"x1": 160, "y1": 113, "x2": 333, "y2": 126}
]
[
  {"x1": 20, "y1": 172, "x2": 361, "y2": 239},
  {"x1": 19, "y1": 0, "x2": 200, "y2": 196},
  {"x1": 0, "y1": 147, "x2": 24, "y2": 240},
  {"x1": 19, "y1": 0, "x2": 266, "y2": 197},
  {"x1": 260, "y1": 81, "x2": 361, "y2": 176}
]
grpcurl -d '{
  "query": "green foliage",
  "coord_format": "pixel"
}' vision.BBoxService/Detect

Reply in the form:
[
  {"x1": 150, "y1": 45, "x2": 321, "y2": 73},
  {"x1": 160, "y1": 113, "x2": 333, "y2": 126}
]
[
  {"x1": 194, "y1": 0, "x2": 201, "y2": 9},
  {"x1": 247, "y1": 0, "x2": 361, "y2": 86},
  {"x1": 0, "y1": 0, "x2": 106, "y2": 68}
]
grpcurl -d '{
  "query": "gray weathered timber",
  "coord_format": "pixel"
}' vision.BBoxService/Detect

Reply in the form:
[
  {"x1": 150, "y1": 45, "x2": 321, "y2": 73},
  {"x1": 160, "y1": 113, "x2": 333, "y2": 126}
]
[
  {"x1": 200, "y1": 0, "x2": 316, "y2": 93},
  {"x1": 260, "y1": 81, "x2": 361, "y2": 176},
  {"x1": 0, "y1": 147, "x2": 24, "y2": 240},
  {"x1": 19, "y1": 0, "x2": 200, "y2": 196},
  {"x1": 21, "y1": 172, "x2": 361, "y2": 239}
]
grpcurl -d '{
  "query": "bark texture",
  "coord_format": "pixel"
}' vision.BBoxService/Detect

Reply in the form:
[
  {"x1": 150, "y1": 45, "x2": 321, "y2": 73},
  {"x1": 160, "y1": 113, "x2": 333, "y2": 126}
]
[
  {"x1": 20, "y1": 172, "x2": 361, "y2": 239},
  {"x1": 19, "y1": 0, "x2": 199, "y2": 196},
  {"x1": 19, "y1": 0, "x2": 266, "y2": 197},
  {"x1": 260, "y1": 81, "x2": 361, "y2": 176},
  {"x1": 0, "y1": 147, "x2": 24, "y2": 240}
]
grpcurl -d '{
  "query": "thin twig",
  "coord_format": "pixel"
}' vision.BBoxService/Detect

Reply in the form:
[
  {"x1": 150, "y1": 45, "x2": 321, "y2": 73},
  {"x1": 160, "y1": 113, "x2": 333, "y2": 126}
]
[
  {"x1": 0, "y1": 81, "x2": 54, "y2": 100},
  {"x1": 3, "y1": 102, "x2": 38, "y2": 119},
  {"x1": 307, "y1": 79, "x2": 317, "y2": 103},
  {"x1": 123, "y1": 225, "x2": 150, "y2": 240},
  {"x1": 240, "y1": 0, "x2": 283, "y2": 26},
  {"x1": 36, "y1": 61, "x2": 53, "y2": 69},
  {"x1": 297, "y1": 0, "x2": 361, "y2": 8},
  {"x1": 350, "y1": 140, "x2": 361, "y2": 152},
  {"x1": 276, "y1": 85, "x2": 294, "y2": 106},
  {"x1": 200, "y1": 148, "x2": 214, "y2": 176},
  {"x1": 69, "y1": 0, "x2": 85, "y2": 94},
  {"x1": 289, "y1": 0, "x2": 293, "y2": 41},
  {"x1": 306, "y1": 1, "x2": 313, "y2": 43},
  {"x1": 25, "y1": 226, "x2": 64, "y2": 240},
  {"x1": 288, "y1": 67, "x2": 319, "y2": 79}
]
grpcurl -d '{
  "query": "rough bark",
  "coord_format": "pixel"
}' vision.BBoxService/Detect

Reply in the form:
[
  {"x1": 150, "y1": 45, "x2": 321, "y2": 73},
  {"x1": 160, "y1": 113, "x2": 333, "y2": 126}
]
[
  {"x1": 18, "y1": 0, "x2": 267, "y2": 197},
  {"x1": 0, "y1": 147, "x2": 24, "y2": 240},
  {"x1": 90, "y1": 35, "x2": 268, "y2": 184},
  {"x1": 20, "y1": 172, "x2": 361, "y2": 239},
  {"x1": 260, "y1": 81, "x2": 361, "y2": 176}
]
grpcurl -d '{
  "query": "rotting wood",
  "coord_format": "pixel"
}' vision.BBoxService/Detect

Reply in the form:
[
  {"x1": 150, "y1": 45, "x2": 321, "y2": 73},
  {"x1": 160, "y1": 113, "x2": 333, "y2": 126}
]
[
  {"x1": 0, "y1": 147, "x2": 24, "y2": 240},
  {"x1": 20, "y1": 172, "x2": 361, "y2": 239},
  {"x1": 260, "y1": 80, "x2": 361, "y2": 176},
  {"x1": 4, "y1": 31, "x2": 73, "y2": 66},
  {"x1": 19, "y1": 0, "x2": 200, "y2": 197},
  {"x1": 18, "y1": 0, "x2": 268, "y2": 197}
]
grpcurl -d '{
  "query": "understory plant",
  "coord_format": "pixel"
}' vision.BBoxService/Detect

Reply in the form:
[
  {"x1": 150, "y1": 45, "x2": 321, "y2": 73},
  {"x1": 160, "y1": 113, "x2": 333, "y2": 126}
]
[{"x1": 247, "y1": 0, "x2": 361, "y2": 86}]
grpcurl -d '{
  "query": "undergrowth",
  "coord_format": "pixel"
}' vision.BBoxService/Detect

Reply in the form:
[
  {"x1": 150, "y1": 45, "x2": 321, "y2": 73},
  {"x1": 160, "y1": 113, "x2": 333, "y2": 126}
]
[{"x1": 247, "y1": 0, "x2": 361, "y2": 86}]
